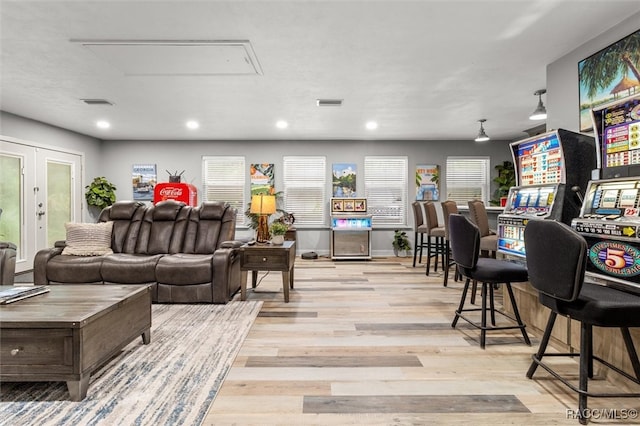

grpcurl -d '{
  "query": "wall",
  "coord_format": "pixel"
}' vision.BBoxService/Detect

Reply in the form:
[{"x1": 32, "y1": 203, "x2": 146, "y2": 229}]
[
  {"x1": 101, "y1": 138, "x2": 513, "y2": 256},
  {"x1": 0, "y1": 111, "x2": 103, "y2": 221},
  {"x1": 547, "y1": 11, "x2": 640, "y2": 133}
]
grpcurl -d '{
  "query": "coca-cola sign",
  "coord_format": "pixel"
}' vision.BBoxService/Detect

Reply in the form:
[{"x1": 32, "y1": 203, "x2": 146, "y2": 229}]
[{"x1": 159, "y1": 187, "x2": 183, "y2": 198}]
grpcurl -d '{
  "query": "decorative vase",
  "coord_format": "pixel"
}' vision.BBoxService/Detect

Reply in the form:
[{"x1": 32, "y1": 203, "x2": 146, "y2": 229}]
[{"x1": 272, "y1": 235, "x2": 284, "y2": 245}]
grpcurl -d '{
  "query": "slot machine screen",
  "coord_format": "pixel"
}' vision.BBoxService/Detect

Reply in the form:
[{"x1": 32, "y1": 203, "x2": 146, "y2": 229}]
[
  {"x1": 581, "y1": 178, "x2": 640, "y2": 218},
  {"x1": 512, "y1": 131, "x2": 565, "y2": 186},
  {"x1": 593, "y1": 94, "x2": 640, "y2": 179}
]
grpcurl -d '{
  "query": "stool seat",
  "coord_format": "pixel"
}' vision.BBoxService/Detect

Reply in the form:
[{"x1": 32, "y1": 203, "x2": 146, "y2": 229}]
[
  {"x1": 479, "y1": 234, "x2": 498, "y2": 253},
  {"x1": 540, "y1": 283, "x2": 640, "y2": 328},
  {"x1": 466, "y1": 257, "x2": 528, "y2": 283}
]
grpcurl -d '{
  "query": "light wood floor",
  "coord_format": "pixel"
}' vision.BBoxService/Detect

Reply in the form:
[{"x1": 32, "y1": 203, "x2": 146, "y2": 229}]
[{"x1": 204, "y1": 256, "x2": 640, "y2": 425}]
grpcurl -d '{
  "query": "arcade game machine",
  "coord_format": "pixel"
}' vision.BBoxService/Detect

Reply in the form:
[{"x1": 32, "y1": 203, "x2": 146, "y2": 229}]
[
  {"x1": 497, "y1": 129, "x2": 596, "y2": 258},
  {"x1": 571, "y1": 93, "x2": 640, "y2": 294}
]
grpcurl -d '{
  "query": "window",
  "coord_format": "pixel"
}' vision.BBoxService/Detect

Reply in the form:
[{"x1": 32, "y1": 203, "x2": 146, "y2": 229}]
[
  {"x1": 364, "y1": 156, "x2": 408, "y2": 226},
  {"x1": 283, "y1": 156, "x2": 326, "y2": 226},
  {"x1": 445, "y1": 156, "x2": 491, "y2": 205},
  {"x1": 202, "y1": 156, "x2": 246, "y2": 226}
]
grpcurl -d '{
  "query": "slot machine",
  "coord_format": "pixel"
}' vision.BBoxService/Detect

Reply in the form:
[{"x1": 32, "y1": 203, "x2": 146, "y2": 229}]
[
  {"x1": 571, "y1": 93, "x2": 640, "y2": 294},
  {"x1": 497, "y1": 129, "x2": 596, "y2": 258}
]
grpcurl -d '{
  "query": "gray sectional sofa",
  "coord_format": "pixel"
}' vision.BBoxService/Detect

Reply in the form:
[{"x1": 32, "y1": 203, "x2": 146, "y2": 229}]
[{"x1": 34, "y1": 200, "x2": 242, "y2": 303}]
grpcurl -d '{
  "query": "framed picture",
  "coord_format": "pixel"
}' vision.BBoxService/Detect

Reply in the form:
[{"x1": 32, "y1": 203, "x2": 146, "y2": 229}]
[
  {"x1": 354, "y1": 199, "x2": 367, "y2": 212},
  {"x1": 579, "y1": 29, "x2": 640, "y2": 132},
  {"x1": 332, "y1": 199, "x2": 344, "y2": 212},
  {"x1": 343, "y1": 200, "x2": 355, "y2": 211},
  {"x1": 415, "y1": 164, "x2": 439, "y2": 201}
]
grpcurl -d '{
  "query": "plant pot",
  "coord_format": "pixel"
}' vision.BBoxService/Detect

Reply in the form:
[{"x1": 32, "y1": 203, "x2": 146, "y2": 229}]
[
  {"x1": 272, "y1": 235, "x2": 285, "y2": 245},
  {"x1": 394, "y1": 248, "x2": 408, "y2": 257}
]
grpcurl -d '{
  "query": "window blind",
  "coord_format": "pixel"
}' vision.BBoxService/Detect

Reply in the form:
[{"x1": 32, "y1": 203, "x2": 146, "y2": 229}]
[
  {"x1": 283, "y1": 156, "x2": 326, "y2": 226},
  {"x1": 364, "y1": 156, "x2": 408, "y2": 226},
  {"x1": 445, "y1": 157, "x2": 491, "y2": 206},
  {"x1": 202, "y1": 156, "x2": 246, "y2": 226}
]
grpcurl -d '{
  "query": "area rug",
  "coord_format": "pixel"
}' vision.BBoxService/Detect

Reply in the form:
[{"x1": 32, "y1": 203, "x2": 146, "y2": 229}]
[{"x1": 1, "y1": 301, "x2": 262, "y2": 425}]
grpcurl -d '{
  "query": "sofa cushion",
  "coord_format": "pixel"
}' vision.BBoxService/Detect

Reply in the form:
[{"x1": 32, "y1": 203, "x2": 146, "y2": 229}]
[
  {"x1": 46, "y1": 255, "x2": 104, "y2": 283},
  {"x1": 62, "y1": 222, "x2": 114, "y2": 256},
  {"x1": 101, "y1": 253, "x2": 162, "y2": 283},
  {"x1": 156, "y1": 254, "x2": 213, "y2": 284}
]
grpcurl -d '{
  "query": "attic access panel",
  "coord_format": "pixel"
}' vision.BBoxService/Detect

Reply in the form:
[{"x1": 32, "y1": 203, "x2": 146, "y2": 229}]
[{"x1": 72, "y1": 40, "x2": 263, "y2": 76}]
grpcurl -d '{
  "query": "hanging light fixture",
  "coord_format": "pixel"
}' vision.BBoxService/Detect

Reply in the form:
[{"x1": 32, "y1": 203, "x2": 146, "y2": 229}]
[
  {"x1": 475, "y1": 119, "x2": 490, "y2": 142},
  {"x1": 529, "y1": 89, "x2": 547, "y2": 120}
]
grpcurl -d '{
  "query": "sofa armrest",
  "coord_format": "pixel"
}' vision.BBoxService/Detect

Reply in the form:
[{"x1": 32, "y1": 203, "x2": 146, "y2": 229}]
[
  {"x1": 212, "y1": 247, "x2": 240, "y2": 303},
  {"x1": 33, "y1": 247, "x2": 64, "y2": 285},
  {"x1": 220, "y1": 240, "x2": 244, "y2": 249},
  {"x1": 0, "y1": 242, "x2": 17, "y2": 286}
]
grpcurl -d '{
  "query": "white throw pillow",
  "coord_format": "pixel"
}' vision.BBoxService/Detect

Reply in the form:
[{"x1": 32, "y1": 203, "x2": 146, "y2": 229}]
[{"x1": 62, "y1": 222, "x2": 114, "y2": 256}]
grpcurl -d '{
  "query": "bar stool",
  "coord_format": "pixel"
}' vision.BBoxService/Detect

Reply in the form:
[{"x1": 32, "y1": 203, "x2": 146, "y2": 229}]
[
  {"x1": 524, "y1": 220, "x2": 640, "y2": 425},
  {"x1": 441, "y1": 200, "x2": 459, "y2": 286},
  {"x1": 467, "y1": 199, "x2": 497, "y2": 258},
  {"x1": 411, "y1": 201, "x2": 428, "y2": 267},
  {"x1": 423, "y1": 201, "x2": 445, "y2": 275},
  {"x1": 467, "y1": 199, "x2": 498, "y2": 304},
  {"x1": 449, "y1": 214, "x2": 530, "y2": 349}
]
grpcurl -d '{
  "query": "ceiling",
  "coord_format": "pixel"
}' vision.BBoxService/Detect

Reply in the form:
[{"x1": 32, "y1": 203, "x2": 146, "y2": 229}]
[{"x1": 1, "y1": 0, "x2": 639, "y2": 142}]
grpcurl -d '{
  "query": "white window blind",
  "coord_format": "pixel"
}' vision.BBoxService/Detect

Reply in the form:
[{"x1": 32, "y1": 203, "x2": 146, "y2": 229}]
[
  {"x1": 283, "y1": 156, "x2": 326, "y2": 226},
  {"x1": 445, "y1": 156, "x2": 491, "y2": 206},
  {"x1": 202, "y1": 156, "x2": 246, "y2": 226},
  {"x1": 364, "y1": 156, "x2": 408, "y2": 226}
]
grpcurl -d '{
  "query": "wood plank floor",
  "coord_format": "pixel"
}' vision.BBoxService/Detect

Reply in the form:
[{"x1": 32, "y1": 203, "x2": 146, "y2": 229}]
[{"x1": 204, "y1": 256, "x2": 640, "y2": 425}]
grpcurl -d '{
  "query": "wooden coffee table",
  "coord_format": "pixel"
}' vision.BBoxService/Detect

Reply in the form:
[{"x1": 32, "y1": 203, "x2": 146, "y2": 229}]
[
  {"x1": 240, "y1": 240, "x2": 296, "y2": 302},
  {"x1": 0, "y1": 284, "x2": 152, "y2": 401}
]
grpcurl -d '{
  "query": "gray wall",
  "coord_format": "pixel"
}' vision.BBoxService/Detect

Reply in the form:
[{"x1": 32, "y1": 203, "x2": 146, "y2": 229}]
[
  {"x1": 101, "y1": 138, "x2": 513, "y2": 255},
  {"x1": 547, "y1": 11, "x2": 640, "y2": 133}
]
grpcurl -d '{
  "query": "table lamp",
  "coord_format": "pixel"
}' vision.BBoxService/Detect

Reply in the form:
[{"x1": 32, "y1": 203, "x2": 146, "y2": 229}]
[{"x1": 250, "y1": 194, "x2": 276, "y2": 243}]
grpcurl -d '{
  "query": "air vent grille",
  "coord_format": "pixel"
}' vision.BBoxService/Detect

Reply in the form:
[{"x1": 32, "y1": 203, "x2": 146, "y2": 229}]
[
  {"x1": 81, "y1": 99, "x2": 114, "y2": 105},
  {"x1": 316, "y1": 99, "x2": 343, "y2": 107}
]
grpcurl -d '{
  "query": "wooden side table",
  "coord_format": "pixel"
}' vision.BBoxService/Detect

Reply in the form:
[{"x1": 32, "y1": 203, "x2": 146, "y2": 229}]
[{"x1": 239, "y1": 240, "x2": 296, "y2": 302}]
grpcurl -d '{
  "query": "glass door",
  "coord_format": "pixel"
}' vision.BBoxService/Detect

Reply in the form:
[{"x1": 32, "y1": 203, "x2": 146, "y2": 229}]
[{"x1": 0, "y1": 140, "x2": 82, "y2": 273}]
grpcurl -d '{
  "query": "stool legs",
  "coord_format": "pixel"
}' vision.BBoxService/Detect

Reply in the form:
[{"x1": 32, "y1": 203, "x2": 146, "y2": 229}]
[
  {"x1": 412, "y1": 231, "x2": 420, "y2": 267},
  {"x1": 453, "y1": 280, "x2": 529, "y2": 349}
]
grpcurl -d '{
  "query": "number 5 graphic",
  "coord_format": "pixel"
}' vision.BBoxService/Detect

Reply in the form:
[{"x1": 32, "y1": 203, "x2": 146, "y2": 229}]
[{"x1": 605, "y1": 248, "x2": 626, "y2": 269}]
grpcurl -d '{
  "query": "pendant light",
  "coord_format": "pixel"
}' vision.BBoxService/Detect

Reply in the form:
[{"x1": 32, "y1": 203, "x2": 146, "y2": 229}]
[
  {"x1": 529, "y1": 89, "x2": 547, "y2": 120},
  {"x1": 475, "y1": 119, "x2": 490, "y2": 142}
]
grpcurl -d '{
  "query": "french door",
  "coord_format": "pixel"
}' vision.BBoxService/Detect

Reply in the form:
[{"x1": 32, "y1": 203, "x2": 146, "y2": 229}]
[{"x1": 0, "y1": 139, "x2": 83, "y2": 273}]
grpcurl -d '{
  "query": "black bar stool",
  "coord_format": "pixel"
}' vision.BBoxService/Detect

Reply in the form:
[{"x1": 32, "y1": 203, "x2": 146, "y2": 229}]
[
  {"x1": 449, "y1": 214, "x2": 530, "y2": 349},
  {"x1": 524, "y1": 219, "x2": 640, "y2": 425}
]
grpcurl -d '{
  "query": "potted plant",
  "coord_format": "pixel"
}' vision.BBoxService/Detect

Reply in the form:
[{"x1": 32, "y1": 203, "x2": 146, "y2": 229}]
[
  {"x1": 392, "y1": 229, "x2": 411, "y2": 257},
  {"x1": 269, "y1": 221, "x2": 289, "y2": 245},
  {"x1": 490, "y1": 161, "x2": 515, "y2": 206},
  {"x1": 85, "y1": 177, "x2": 117, "y2": 211}
]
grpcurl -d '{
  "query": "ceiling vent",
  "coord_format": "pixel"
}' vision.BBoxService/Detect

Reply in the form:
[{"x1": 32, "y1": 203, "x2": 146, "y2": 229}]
[
  {"x1": 81, "y1": 99, "x2": 114, "y2": 105},
  {"x1": 316, "y1": 99, "x2": 343, "y2": 107}
]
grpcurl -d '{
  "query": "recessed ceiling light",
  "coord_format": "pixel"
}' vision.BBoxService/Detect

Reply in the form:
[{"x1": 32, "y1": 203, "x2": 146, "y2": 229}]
[
  {"x1": 96, "y1": 120, "x2": 110, "y2": 129},
  {"x1": 276, "y1": 120, "x2": 289, "y2": 129},
  {"x1": 365, "y1": 121, "x2": 378, "y2": 130},
  {"x1": 186, "y1": 120, "x2": 199, "y2": 129}
]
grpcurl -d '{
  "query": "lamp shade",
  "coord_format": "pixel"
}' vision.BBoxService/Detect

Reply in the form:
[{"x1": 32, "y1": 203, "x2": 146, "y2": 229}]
[
  {"x1": 529, "y1": 89, "x2": 547, "y2": 120},
  {"x1": 250, "y1": 194, "x2": 276, "y2": 215}
]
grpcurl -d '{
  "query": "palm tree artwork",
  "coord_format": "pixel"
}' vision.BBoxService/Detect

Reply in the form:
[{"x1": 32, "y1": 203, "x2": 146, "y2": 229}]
[{"x1": 579, "y1": 30, "x2": 640, "y2": 131}]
